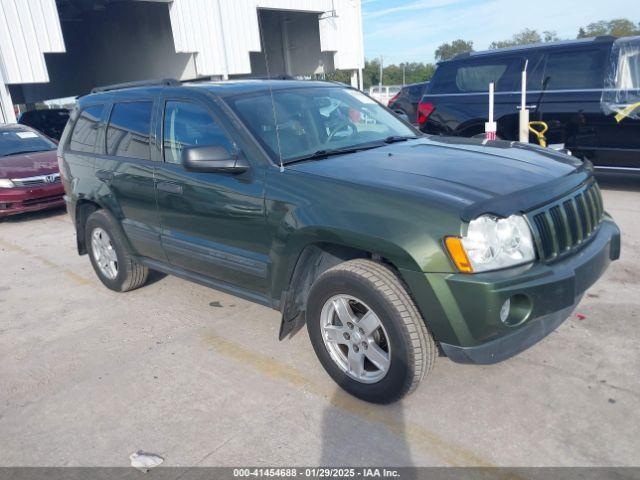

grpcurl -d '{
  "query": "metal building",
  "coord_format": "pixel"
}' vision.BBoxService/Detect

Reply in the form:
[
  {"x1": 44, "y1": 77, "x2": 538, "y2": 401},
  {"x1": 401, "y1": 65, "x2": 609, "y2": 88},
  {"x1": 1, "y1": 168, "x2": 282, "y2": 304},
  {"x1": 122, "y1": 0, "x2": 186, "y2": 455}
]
[{"x1": 0, "y1": 0, "x2": 364, "y2": 123}]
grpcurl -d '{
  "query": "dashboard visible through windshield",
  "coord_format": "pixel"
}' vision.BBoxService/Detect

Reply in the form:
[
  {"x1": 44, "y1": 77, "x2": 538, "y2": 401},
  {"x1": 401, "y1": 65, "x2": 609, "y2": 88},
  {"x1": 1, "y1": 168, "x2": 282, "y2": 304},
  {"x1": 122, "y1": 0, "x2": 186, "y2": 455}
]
[{"x1": 227, "y1": 86, "x2": 417, "y2": 164}]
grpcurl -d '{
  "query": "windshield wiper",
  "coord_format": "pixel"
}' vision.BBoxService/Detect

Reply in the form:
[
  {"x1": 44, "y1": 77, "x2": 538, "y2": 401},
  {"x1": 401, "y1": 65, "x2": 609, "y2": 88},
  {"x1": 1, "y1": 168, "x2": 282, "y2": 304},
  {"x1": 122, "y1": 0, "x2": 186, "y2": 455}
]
[
  {"x1": 282, "y1": 136, "x2": 421, "y2": 166},
  {"x1": 1, "y1": 149, "x2": 50, "y2": 157},
  {"x1": 284, "y1": 145, "x2": 378, "y2": 165},
  {"x1": 382, "y1": 135, "x2": 419, "y2": 144}
]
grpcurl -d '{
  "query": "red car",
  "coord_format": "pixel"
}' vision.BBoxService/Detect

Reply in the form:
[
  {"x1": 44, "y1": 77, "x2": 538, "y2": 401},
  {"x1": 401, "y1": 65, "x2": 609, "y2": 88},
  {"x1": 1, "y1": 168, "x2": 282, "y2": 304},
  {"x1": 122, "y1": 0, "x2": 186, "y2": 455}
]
[{"x1": 0, "y1": 124, "x2": 65, "y2": 217}]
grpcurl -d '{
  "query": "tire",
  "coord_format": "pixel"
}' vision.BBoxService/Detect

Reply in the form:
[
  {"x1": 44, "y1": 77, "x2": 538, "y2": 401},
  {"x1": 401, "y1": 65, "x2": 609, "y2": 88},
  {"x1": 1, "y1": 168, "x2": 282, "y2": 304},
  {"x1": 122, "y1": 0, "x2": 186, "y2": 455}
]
[
  {"x1": 306, "y1": 259, "x2": 436, "y2": 403},
  {"x1": 85, "y1": 209, "x2": 148, "y2": 292}
]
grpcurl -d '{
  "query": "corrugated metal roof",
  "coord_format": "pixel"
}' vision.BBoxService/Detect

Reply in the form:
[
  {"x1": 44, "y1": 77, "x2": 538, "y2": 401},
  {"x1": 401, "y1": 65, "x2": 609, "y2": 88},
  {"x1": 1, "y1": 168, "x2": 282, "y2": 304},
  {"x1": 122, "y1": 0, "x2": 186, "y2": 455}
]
[
  {"x1": 0, "y1": 0, "x2": 65, "y2": 84},
  {"x1": 169, "y1": 0, "x2": 364, "y2": 77}
]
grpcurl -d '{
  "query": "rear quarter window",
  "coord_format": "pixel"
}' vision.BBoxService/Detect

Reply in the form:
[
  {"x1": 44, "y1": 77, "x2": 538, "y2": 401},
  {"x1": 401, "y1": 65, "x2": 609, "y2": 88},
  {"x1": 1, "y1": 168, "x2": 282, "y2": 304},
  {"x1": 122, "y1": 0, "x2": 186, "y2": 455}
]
[
  {"x1": 543, "y1": 48, "x2": 608, "y2": 90},
  {"x1": 430, "y1": 57, "x2": 518, "y2": 94},
  {"x1": 69, "y1": 104, "x2": 105, "y2": 153}
]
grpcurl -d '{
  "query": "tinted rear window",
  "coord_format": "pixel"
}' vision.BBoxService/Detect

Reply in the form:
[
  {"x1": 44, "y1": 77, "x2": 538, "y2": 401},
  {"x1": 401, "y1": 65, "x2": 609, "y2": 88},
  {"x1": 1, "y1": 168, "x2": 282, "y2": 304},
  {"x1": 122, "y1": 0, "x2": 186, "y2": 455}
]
[
  {"x1": 106, "y1": 101, "x2": 153, "y2": 160},
  {"x1": 69, "y1": 105, "x2": 104, "y2": 153},
  {"x1": 430, "y1": 57, "x2": 518, "y2": 93},
  {"x1": 543, "y1": 48, "x2": 607, "y2": 89}
]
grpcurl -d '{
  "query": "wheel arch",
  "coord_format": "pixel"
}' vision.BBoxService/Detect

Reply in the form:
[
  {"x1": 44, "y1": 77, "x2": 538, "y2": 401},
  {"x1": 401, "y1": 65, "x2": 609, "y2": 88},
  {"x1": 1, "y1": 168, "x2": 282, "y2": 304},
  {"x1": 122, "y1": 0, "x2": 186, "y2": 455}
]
[
  {"x1": 456, "y1": 119, "x2": 487, "y2": 137},
  {"x1": 74, "y1": 198, "x2": 134, "y2": 256},
  {"x1": 276, "y1": 235, "x2": 423, "y2": 341}
]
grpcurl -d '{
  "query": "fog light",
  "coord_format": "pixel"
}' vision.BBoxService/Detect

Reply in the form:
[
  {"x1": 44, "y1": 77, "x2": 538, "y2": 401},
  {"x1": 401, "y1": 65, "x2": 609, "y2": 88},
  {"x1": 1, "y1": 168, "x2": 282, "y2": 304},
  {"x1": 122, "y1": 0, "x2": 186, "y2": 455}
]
[
  {"x1": 500, "y1": 299, "x2": 511, "y2": 324},
  {"x1": 500, "y1": 294, "x2": 532, "y2": 327}
]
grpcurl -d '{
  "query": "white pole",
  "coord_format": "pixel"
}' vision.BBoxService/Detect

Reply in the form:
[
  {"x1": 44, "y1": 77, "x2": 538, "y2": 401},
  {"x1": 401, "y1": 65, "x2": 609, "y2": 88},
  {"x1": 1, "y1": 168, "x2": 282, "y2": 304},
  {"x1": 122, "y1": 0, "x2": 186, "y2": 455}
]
[
  {"x1": 521, "y1": 64, "x2": 527, "y2": 111},
  {"x1": 519, "y1": 60, "x2": 529, "y2": 143},
  {"x1": 485, "y1": 82, "x2": 497, "y2": 140},
  {"x1": 489, "y1": 82, "x2": 494, "y2": 123},
  {"x1": 0, "y1": 55, "x2": 17, "y2": 124},
  {"x1": 379, "y1": 55, "x2": 383, "y2": 91}
]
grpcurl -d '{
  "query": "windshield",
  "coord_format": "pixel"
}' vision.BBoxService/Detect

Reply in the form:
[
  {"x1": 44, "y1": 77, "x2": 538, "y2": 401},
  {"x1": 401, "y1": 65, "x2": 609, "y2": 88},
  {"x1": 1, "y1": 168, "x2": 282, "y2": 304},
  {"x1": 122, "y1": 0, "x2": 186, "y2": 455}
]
[
  {"x1": 227, "y1": 86, "x2": 416, "y2": 164},
  {"x1": 0, "y1": 128, "x2": 56, "y2": 158}
]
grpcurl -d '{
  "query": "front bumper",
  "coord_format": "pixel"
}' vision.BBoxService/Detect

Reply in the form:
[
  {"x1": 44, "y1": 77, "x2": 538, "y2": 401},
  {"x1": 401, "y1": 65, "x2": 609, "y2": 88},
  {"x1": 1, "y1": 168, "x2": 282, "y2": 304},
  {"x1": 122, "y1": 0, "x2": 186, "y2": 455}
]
[
  {"x1": 0, "y1": 184, "x2": 65, "y2": 217},
  {"x1": 403, "y1": 218, "x2": 620, "y2": 364}
]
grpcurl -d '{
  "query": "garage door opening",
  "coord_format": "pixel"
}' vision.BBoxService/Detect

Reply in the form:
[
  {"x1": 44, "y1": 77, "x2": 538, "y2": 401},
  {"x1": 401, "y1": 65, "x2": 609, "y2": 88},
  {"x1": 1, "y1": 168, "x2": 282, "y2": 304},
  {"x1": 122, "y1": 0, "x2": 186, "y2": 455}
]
[
  {"x1": 248, "y1": 9, "x2": 335, "y2": 78},
  {"x1": 9, "y1": 1, "x2": 196, "y2": 105}
]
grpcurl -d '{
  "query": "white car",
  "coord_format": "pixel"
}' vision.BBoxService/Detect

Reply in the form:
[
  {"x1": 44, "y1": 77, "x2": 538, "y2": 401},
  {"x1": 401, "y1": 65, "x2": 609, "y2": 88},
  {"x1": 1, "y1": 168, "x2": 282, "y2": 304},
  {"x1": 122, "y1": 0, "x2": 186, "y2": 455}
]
[{"x1": 368, "y1": 85, "x2": 402, "y2": 105}]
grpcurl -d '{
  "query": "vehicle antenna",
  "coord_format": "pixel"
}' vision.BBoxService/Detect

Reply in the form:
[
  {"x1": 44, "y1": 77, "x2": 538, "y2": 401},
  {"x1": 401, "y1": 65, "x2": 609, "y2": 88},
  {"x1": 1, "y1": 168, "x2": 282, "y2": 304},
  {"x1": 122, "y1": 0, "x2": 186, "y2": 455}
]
[{"x1": 257, "y1": 11, "x2": 285, "y2": 173}]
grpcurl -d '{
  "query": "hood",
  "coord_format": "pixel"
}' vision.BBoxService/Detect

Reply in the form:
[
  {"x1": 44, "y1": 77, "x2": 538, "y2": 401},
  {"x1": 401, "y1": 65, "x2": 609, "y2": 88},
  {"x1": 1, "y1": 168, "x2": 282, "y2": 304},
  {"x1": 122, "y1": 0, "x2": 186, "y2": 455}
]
[
  {"x1": 288, "y1": 136, "x2": 588, "y2": 216},
  {"x1": 0, "y1": 149, "x2": 59, "y2": 179}
]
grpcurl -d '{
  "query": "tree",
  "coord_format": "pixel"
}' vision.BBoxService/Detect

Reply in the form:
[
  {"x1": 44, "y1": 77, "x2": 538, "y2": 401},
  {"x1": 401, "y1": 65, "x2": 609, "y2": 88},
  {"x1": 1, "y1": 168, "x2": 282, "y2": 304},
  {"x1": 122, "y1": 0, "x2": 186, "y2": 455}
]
[
  {"x1": 489, "y1": 28, "x2": 558, "y2": 49},
  {"x1": 577, "y1": 18, "x2": 640, "y2": 38},
  {"x1": 323, "y1": 69, "x2": 352, "y2": 85},
  {"x1": 434, "y1": 39, "x2": 474, "y2": 61}
]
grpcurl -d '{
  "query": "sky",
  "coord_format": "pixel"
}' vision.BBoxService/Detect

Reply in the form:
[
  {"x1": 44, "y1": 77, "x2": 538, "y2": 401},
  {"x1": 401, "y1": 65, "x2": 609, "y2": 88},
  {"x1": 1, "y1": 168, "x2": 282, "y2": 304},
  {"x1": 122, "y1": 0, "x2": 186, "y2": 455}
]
[{"x1": 362, "y1": 0, "x2": 639, "y2": 64}]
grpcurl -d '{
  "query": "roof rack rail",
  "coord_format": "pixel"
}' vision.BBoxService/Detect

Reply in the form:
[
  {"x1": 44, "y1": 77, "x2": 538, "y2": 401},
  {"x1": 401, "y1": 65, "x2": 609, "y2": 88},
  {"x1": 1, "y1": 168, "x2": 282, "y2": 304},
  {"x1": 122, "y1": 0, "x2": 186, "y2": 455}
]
[
  {"x1": 451, "y1": 52, "x2": 472, "y2": 60},
  {"x1": 594, "y1": 35, "x2": 617, "y2": 42},
  {"x1": 246, "y1": 74, "x2": 296, "y2": 80},
  {"x1": 91, "y1": 78, "x2": 180, "y2": 93}
]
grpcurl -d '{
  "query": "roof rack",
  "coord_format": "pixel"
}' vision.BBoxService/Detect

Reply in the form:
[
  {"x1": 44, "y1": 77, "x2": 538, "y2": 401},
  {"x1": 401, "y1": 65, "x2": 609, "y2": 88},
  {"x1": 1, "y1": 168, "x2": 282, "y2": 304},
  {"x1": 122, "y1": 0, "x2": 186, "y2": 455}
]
[
  {"x1": 594, "y1": 35, "x2": 617, "y2": 42},
  {"x1": 451, "y1": 52, "x2": 472, "y2": 60},
  {"x1": 91, "y1": 78, "x2": 180, "y2": 93},
  {"x1": 246, "y1": 74, "x2": 296, "y2": 80}
]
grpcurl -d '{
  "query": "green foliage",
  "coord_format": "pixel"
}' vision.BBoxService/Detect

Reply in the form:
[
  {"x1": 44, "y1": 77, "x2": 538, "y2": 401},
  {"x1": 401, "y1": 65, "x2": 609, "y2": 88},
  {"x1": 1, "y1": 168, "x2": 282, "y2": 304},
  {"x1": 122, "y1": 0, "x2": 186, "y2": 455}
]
[
  {"x1": 379, "y1": 62, "x2": 436, "y2": 87},
  {"x1": 322, "y1": 69, "x2": 353, "y2": 85},
  {"x1": 434, "y1": 39, "x2": 474, "y2": 61},
  {"x1": 489, "y1": 28, "x2": 558, "y2": 49},
  {"x1": 576, "y1": 18, "x2": 640, "y2": 38},
  {"x1": 325, "y1": 60, "x2": 436, "y2": 90}
]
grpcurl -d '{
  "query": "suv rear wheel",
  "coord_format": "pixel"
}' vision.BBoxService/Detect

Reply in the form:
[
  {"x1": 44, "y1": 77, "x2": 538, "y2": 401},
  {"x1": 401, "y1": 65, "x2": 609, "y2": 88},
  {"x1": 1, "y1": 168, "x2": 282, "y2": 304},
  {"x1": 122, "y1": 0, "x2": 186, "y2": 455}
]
[
  {"x1": 85, "y1": 210, "x2": 148, "y2": 292},
  {"x1": 306, "y1": 259, "x2": 436, "y2": 403}
]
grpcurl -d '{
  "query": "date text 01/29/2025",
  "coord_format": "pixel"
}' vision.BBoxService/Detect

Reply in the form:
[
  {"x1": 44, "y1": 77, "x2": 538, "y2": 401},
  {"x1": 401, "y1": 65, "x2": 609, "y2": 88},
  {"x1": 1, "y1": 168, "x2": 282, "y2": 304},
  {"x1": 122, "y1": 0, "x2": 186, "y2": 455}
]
[{"x1": 232, "y1": 468, "x2": 400, "y2": 478}]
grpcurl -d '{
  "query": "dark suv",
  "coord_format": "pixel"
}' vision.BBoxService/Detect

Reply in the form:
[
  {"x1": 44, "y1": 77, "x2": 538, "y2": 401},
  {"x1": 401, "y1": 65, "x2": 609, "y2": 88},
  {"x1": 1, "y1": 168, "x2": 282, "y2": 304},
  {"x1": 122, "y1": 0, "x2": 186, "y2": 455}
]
[
  {"x1": 388, "y1": 81, "x2": 429, "y2": 123},
  {"x1": 59, "y1": 79, "x2": 620, "y2": 403},
  {"x1": 18, "y1": 108, "x2": 70, "y2": 140},
  {"x1": 418, "y1": 36, "x2": 640, "y2": 172}
]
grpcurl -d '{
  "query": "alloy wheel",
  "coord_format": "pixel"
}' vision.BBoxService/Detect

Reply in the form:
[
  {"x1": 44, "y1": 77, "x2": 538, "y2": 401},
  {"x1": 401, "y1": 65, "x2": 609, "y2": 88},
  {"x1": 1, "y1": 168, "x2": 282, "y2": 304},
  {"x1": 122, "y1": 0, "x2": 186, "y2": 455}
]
[
  {"x1": 319, "y1": 294, "x2": 391, "y2": 384},
  {"x1": 91, "y1": 227, "x2": 118, "y2": 280}
]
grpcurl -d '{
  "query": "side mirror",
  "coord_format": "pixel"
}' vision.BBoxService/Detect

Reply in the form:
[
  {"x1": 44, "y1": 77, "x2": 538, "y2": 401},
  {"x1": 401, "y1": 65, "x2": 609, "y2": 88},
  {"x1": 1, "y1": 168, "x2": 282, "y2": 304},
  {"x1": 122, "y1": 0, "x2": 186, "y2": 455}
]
[{"x1": 181, "y1": 145, "x2": 249, "y2": 173}]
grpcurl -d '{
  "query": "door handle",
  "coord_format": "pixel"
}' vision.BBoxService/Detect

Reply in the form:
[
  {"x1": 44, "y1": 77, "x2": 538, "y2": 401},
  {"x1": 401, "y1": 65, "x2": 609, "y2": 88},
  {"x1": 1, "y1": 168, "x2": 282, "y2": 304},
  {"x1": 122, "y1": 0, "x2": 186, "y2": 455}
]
[
  {"x1": 96, "y1": 170, "x2": 114, "y2": 182},
  {"x1": 156, "y1": 181, "x2": 183, "y2": 195}
]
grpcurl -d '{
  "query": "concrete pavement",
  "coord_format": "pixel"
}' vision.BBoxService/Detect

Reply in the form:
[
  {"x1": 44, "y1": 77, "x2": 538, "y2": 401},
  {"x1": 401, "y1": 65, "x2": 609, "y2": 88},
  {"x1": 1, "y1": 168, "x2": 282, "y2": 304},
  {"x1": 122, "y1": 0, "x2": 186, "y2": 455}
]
[{"x1": 0, "y1": 173, "x2": 638, "y2": 467}]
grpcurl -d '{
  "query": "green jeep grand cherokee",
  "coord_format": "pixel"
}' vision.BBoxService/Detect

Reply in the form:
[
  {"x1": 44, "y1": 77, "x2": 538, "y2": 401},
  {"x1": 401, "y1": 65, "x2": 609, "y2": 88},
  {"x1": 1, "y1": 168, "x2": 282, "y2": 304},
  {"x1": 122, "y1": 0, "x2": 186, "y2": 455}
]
[{"x1": 58, "y1": 79, "x2": 620, "y2": 403}]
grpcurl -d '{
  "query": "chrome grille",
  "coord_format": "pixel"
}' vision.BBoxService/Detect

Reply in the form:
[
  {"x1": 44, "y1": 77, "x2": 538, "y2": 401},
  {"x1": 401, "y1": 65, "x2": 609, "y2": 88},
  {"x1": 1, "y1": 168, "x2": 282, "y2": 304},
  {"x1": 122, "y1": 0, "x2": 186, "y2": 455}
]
[
  {"x1": 527, "y1": 181, "x2": 604, "y2": 262},
  {"x1": 11, "y1": 173, "x2": 60, "y2": 187}
]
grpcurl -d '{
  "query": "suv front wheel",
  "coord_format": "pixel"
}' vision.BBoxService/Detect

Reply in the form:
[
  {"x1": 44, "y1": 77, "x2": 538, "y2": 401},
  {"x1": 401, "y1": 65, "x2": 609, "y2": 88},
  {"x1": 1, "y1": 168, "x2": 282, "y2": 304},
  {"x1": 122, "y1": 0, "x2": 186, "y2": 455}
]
[
  {"x1": 306, "y1": 259, "x2": 436, "y2": 403},
  {"x1": 85, "y1": 210, "x2": 148, "y2": 292}
]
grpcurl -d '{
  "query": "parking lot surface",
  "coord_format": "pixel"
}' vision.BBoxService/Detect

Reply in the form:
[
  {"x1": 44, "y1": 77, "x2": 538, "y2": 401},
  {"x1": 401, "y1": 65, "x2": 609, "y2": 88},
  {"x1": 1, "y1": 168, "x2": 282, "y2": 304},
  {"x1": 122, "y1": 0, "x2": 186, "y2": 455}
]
[{"x1": 0, "y1": 174, "x2": 638, "y2": 467}]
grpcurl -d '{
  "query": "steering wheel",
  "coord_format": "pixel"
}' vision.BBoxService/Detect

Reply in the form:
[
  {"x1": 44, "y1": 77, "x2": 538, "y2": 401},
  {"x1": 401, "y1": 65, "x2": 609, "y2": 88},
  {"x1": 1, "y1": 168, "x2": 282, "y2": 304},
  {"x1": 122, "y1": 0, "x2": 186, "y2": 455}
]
[{"x1": 326, "y1": 120, "x2": 357, "y2": 143}]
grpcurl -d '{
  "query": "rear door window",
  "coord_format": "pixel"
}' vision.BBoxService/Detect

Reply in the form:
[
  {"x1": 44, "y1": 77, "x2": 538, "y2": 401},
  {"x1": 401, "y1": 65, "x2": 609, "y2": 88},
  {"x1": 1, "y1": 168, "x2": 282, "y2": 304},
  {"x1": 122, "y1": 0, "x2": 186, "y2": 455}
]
[
  {"x1": 543, "y1": 48, "x2": 607, "y2": 90},
  {"x1": 162, "y1": 101, "x2": 234, "y2": 165},
  {"x1": 106, "y1": 101, "x2": 153, "y2": 160},
  {"x1": 69, "y1": 104, "x2": 104, "y2": 153}
]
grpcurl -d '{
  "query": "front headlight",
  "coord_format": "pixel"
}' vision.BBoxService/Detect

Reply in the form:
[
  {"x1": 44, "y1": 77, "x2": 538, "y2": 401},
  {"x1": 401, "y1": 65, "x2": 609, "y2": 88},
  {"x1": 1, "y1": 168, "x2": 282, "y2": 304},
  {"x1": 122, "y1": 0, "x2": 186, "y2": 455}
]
[
  {"x1": 0, "y1": 179, "x2": 15, "y2": 188},
  {"x1": 446, "y1": 214, "x2": 536, "y2": 272}
]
